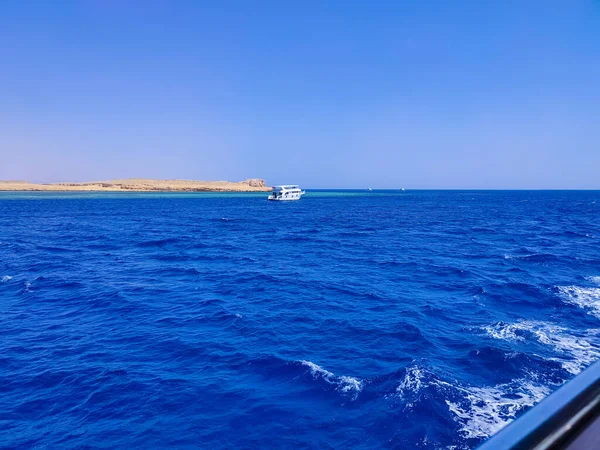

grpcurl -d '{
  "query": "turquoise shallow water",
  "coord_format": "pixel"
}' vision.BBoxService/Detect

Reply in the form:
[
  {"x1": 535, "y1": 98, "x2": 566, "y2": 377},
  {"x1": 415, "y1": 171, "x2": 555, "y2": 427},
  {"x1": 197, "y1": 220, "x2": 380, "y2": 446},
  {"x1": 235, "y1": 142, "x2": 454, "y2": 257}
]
[
  {"x1": 1, "y1": 190, "x2": 599, "y2": 448},
  {"x1": 0, "y1": 191, "x2": 268, "y2": 200},
  {"x1": 0, "y1": 189, "x2": 389, "y2": 200}
]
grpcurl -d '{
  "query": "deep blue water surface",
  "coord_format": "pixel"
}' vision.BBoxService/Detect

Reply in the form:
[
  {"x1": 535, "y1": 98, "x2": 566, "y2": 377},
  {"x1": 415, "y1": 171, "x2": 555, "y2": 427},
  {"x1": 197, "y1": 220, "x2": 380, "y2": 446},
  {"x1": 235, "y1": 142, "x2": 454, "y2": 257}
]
[{"x1": 1, "y1": 190, "x2": 600, "y2": 449}]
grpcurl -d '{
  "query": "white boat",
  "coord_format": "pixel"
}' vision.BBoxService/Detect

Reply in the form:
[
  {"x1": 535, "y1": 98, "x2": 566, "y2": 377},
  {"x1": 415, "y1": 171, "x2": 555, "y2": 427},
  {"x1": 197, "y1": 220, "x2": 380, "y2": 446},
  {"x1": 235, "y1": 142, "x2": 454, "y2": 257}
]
[{"x1": 268, "y1": 185, "x2": 305, "y2": 201}]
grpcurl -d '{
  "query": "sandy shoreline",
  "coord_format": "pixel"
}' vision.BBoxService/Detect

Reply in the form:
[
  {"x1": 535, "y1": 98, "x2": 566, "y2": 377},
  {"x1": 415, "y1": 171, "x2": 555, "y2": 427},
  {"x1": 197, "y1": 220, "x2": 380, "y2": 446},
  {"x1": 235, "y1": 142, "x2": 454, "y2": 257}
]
[{"x1": 0, "y1": 178, "x2": 271, "y2": 192}]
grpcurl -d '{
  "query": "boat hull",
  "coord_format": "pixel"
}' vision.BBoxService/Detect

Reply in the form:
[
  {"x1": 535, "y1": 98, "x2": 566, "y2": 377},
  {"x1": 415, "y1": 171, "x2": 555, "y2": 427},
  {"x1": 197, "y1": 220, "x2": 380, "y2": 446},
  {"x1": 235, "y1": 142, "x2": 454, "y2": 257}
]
[
  {"x1": 268, "y1": 191, "x2": 305, "y2": 201},
  {"x1": 268, "y1": 195, "x2": 302, "y2": 201}
]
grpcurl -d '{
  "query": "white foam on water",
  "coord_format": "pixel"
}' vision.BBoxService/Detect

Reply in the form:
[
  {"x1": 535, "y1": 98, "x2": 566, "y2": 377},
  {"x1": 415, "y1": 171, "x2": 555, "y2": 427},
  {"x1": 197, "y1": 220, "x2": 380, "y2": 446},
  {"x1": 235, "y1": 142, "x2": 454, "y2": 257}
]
[
  {"x1": 396, "y1": 365, "x2": 427, "y2": 394},
  {"x1": 482, "y1": 322, "x2": 526, "y2": 342},
  {"x1": 587, "y1": 276, "x2": 600, "y2": 285},
  {"x1": 394, "y1": 365, "x2": 551, "y2": 440},
  {"x1": 558, "y1": 285, "x2": 600, "y2": 319},
  {"x1": 395, "y1": 365, "x2": 456, "y2": 398},
  {"x1": 1, "y1": 275, "x2": 12, "y2": 283},
  {"x1": 338, "y1": 376, "x2": 363, "y2": 395},
  {"x1": 482, "y1": 320, "x2": 600, "y2": 375},
  {"x1": 299, "y1": 360, "x2": 363, "y2": 400},
  {"x1": 447, "y1": 380, "x2": 551, "y2": 440},
  {"x1": 21, "y1": 281, "x2": 32, "y2": 293},
  {"x1": 503, "y1": 253, "x2": 535, "y2": 260},
  {"x1": 301, "y1": 360, "x2": 335, "y2": 379}
]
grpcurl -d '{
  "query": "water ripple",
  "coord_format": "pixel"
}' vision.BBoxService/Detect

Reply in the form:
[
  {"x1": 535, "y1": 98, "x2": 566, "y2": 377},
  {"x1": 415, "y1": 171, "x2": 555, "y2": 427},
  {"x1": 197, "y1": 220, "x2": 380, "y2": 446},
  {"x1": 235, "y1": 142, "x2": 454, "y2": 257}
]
[{"x1": 1, "y1": 190, "x2": 599, "y2": 449}]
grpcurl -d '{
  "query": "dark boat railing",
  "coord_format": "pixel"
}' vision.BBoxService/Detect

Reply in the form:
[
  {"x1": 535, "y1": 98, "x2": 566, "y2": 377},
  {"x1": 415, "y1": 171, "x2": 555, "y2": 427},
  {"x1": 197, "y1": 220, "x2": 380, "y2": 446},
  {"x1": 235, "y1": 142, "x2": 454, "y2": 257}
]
[{"x1": 478, "y1": 359, "x2": 600, "y2": 449}]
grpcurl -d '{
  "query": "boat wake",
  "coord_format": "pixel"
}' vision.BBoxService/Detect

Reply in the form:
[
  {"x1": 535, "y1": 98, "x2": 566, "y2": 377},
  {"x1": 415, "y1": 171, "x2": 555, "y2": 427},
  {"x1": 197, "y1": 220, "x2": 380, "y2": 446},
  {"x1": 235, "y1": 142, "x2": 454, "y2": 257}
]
[
  {"x1": 393, "y1": 365, "x2": 550, "y2": 440},
  {"x1": 558, "y1": 284, "x2": 600, "y2": 319},
  {"x1": 482, "y1": 320, "x2": 600, "y2": 375},
  {"x1": 446, "y1": 379, "x2": 550, "y2": 440}
]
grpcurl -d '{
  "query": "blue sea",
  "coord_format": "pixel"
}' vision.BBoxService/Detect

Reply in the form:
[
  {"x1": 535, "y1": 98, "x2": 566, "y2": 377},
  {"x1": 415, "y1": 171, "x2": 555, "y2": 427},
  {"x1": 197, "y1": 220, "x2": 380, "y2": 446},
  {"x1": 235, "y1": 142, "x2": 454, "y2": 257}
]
[{"x1": 1, "y1": 190, "x2": 599, "y2": 449}]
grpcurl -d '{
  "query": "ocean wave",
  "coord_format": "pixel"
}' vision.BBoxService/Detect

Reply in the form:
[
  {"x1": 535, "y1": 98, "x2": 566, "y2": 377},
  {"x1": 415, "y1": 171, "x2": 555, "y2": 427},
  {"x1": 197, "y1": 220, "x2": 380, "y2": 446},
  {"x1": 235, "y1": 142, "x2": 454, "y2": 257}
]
[
  {"x1": 557, "y1": 285, "x2": 600, "y2": 319},
  {"x1": 471, "y1": 226, "x2": 496, "y2": 234},
  {"x1": 395, "y1": 365, "x2": 435, "y2": 395},
  {"x1": 446, "y1": 380, "x2": 550, "y2": 440},
  {"x1": 20, "y1": 281, "x2": 32, "y2": 294},
  {"x1": 394, "y1": 365, "x2": 549, "y2": 440},
  {"x1": 4, "y1": 190, "x2": 600, "y2": 449},
  {"x1": 394, "y1": 365, "x2": 458, "y2": 398},
  {"x1": 299, "y1": 360, "x2": 364, "y2": 400},
  {"x1": 482, "y1": 320, "x2": 600, "y2": 374},
  {"x1": 34, "y1": 245, "x2": 81, "y2": 253},
  {"x1": 31, "y1": 276, "x2": 84, "y2": 290},
  {"x1": 376, "y1": 260, "x2": 419, "y2": 269},
  {"x1": 136, "y1": 237, "x2": 182, "y2": 248},
  {"x1": 563, "y1": 230, "x2": 593, "y2": 238},
  {"x1": 1, "y1": 275, "x2": 12, "y2": 283},
  {"x1": 587, "y1": 276, "x2": 600, "y2": 285},
  {"x1": 181, "y1": 300, "x2": 244, "y2": 326},
  {"x1": 216, "y1": 217, "x2": 251, "y2": 222},
  {"x1": 503, "y1": 253, "x2": 558, "y2": 263}
]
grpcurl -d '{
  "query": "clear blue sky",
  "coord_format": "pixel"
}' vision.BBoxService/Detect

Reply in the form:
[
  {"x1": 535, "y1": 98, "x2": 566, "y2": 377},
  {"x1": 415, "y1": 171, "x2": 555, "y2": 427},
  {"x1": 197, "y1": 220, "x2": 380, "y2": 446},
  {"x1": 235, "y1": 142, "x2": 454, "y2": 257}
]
[{"x1": 1, "y1": 1, "x2": 598, "y2": 188}]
